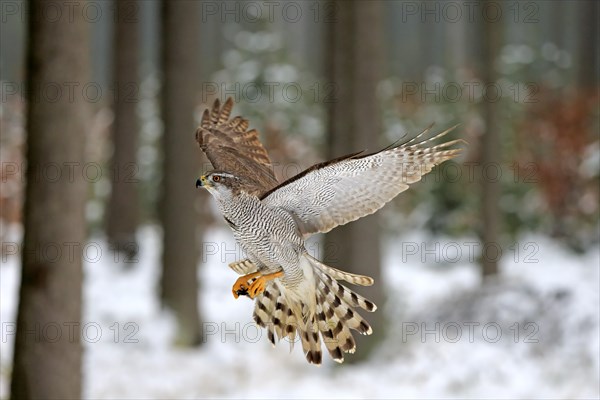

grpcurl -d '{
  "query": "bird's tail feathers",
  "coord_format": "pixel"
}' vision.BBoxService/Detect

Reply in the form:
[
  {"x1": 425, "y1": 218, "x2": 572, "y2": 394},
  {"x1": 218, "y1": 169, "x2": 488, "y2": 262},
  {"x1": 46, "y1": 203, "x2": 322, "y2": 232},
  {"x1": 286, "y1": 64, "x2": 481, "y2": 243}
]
[
  {"x1": 305, "y1": 256, "x2": 376, "y2": 364},
  {"x1": 248, "y1": 256, "x2": 376, "y2": 365},
  {"x1": 304, "y1": 253, "x2": 375, "y2": 287}
]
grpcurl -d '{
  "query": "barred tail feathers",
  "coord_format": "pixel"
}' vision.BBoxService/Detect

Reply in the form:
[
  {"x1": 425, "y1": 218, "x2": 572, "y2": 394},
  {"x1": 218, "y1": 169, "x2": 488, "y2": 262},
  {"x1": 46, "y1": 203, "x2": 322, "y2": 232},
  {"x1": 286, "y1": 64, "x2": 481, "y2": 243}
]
[
  {"x1": 250, "y1": 255, "x2": 376, "y2": 365},
  {"x1": 305, "y1": 253, "x2": 375, "y2": 287},
  {"x1": 311, "y1": 258, "x2": 376, "y2": 363}
]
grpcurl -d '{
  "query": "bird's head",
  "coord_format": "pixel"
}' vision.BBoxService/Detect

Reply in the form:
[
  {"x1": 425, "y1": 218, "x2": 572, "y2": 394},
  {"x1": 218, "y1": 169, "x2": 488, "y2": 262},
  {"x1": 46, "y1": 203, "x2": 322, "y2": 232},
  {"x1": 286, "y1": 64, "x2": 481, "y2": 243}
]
[{"x1": 196, "y1": 171, "x2": 241, "y2": 200}]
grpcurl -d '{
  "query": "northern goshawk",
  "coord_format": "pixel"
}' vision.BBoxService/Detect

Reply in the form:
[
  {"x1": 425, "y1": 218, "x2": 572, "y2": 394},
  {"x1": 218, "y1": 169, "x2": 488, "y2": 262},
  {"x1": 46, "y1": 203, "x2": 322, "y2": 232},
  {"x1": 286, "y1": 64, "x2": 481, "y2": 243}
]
[{"x1": 196, "y1": 98, "x2": 464, "y2": 364}]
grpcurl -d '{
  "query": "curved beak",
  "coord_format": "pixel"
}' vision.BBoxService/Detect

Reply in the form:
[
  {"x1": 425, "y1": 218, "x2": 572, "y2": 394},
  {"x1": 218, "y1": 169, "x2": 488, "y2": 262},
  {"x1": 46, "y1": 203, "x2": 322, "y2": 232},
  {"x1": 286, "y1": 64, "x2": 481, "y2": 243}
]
[{"x1": 196, "y1": 175, "x2": 210, "y2": 188}]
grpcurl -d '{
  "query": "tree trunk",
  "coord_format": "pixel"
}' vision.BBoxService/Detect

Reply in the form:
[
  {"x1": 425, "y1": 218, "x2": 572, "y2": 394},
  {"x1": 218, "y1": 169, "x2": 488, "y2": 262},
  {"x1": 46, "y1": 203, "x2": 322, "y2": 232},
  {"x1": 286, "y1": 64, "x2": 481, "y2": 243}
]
[
  {"x1": 480, "y1": 1, "x2": 502, "y2": 277},
  {"x1": 159, "y1": 0, "x2": 204, "y2": 346},
  {"x1": 324, "y1": 0, "x2": 385, "y2": 362},
  {"x1": 106, "y1": 0, "x2": 141, "y2": 260},
  {"x1": 10, "y1": 1, "x2": 91, "y2": 398},
  {"x1": 577, "y1": 0, "x2": 599, "y2": 87}
]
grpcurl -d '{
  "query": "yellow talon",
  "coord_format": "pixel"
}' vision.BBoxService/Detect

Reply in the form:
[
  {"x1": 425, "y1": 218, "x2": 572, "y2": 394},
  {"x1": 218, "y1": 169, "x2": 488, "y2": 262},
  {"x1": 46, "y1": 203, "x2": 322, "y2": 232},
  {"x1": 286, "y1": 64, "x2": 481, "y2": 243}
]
[
  {"x1": 231, "y1": 270, "x2": 284, "y2": 299},
  {"x1": 232, "y1": 271, "x2": 261, "y2": 299}
]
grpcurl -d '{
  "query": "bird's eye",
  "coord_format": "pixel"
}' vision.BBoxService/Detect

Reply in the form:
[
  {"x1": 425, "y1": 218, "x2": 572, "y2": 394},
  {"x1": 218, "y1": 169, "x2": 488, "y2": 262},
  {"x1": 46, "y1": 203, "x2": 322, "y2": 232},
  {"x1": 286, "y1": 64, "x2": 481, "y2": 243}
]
[{"x1": 212, "y1": 175, "x2": 221, "y2": 182}]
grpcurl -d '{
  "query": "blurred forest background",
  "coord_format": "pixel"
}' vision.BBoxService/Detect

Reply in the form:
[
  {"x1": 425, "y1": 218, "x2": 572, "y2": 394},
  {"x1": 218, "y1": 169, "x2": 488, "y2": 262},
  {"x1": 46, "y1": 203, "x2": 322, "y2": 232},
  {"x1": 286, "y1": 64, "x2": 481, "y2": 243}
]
[{"x1": 0, "y1": 0, "x2": 598, "y2": 399}]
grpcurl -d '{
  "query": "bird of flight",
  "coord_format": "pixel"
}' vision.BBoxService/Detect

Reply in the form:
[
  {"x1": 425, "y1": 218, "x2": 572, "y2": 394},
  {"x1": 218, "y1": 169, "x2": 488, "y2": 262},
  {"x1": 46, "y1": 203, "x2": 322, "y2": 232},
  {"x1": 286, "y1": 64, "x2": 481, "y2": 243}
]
[{"x1": 196, "y1": 97, "x2": 464, "y2": 365}]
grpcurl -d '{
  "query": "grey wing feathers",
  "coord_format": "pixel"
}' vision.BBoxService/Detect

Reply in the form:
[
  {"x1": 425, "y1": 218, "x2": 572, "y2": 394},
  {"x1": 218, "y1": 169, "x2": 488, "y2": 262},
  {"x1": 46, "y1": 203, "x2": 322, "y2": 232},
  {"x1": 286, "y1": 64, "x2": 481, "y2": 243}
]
[
  {"x1": 261, "y1": 125, "x2": 465, "y2": 237},
  {"x1": 196, "y1": 98, "x2": 278, "y2": 194}
]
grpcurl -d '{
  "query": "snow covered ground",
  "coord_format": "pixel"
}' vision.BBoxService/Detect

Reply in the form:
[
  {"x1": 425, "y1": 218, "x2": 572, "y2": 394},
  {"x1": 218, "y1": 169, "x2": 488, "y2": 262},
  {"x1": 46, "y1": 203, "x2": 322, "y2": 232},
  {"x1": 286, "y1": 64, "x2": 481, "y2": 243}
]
[{"x1": 1, "y1": 226, "x2": 598, "y2": 399}]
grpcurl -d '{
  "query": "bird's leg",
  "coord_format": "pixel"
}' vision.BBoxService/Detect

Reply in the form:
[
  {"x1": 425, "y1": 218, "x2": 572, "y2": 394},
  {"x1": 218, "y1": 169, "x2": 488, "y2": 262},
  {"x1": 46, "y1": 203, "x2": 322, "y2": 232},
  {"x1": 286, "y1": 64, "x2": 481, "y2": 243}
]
[
  {"x1": 248, "y1": 270, "x2": 284, "y2": 299},
  {"x1": 232, "y1": 271, "x2": 262, "y2": 299}
]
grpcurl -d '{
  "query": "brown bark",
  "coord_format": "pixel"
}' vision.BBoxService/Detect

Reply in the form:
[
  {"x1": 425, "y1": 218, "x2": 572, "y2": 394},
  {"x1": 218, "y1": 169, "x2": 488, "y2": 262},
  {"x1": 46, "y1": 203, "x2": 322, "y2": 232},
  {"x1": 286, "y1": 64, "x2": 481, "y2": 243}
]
[
  {"x1": 10, "y1": 1, "x2": 91, "y2": 398},
  {"x1": 577, "y1": 0, "x2": 599, "y2": 87},
  {"x1": 106, "y1": 0, "x2": 140, "y2": 259},
  {"x1": 480, "y1": 1, "x2": 502, "y2": 277},
  {"x1": 159, "y1": 0, "x2": 204, "y2": 346},
  {"x1": 324, "y1": 0, "x2": 385, "y2": 362}
]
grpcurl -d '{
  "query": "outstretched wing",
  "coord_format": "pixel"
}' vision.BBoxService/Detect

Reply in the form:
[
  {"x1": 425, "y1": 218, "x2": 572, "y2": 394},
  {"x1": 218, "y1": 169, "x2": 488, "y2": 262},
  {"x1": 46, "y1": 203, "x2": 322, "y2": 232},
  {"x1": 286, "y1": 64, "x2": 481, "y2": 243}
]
[
  {"x1": 196, "y1": 97, "x2": 278, "y2": 194},
  {"x1": 261, "y1": 125, "x2": 465, "y2": 237}
]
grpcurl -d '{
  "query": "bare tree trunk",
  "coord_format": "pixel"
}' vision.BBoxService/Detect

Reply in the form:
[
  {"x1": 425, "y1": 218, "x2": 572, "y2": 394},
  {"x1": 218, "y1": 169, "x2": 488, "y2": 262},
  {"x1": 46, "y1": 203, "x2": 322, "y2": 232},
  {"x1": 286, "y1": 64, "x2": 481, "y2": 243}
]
[
  {"x1": 106, "y1": 0, "x2": 140, "y2": 259},
  {"x1": 10, "y1": 1, "x2": 91, "y2": 398},
  {"x1": 159, "y1": 0, "x2": 204, "y2": 346},
  {"x1": 480, "y1": 1, "x2": 502, "y2": 277},
  {"x1": 324, "y1": 0, "x2": 385, "y2": 362},
  {"x1": 577, "y1": 0, "x2": 599, "y2": 87},
  {"x1": 446, "y1": 10, "x2": 467, "y2": 71}
]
